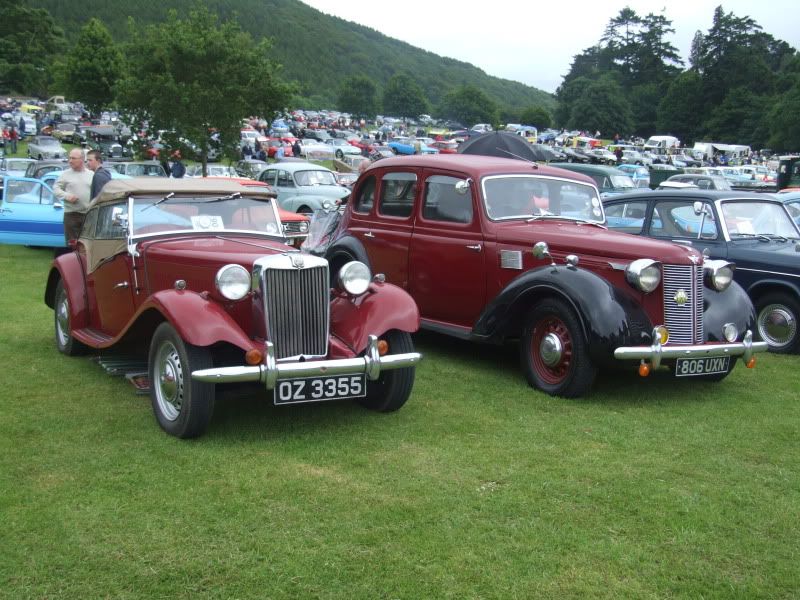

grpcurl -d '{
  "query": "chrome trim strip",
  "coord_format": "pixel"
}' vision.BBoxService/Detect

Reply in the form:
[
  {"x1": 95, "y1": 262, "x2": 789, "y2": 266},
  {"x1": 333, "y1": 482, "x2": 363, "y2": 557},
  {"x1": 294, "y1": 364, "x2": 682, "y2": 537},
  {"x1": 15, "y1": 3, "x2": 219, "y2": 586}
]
[
  {"x1": 736, "y1": 267, "x2": 800, "y2": 279},
  {"x1": 192, "y1": 336, "x2": 422, "y2": 386}
]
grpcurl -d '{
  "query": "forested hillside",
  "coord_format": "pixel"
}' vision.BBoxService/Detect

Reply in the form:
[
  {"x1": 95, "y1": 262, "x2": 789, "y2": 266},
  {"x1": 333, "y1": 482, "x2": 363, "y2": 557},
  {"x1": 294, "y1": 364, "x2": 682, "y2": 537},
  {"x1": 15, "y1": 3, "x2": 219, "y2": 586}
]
[{"x1": 35, "y1": 0, "x2": 555, "y2": 113}]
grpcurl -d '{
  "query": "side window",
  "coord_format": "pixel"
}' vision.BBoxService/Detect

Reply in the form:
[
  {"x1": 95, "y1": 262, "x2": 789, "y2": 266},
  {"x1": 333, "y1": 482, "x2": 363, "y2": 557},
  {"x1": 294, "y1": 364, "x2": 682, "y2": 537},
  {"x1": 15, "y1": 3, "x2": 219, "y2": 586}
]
[
  {"x1": 423, "y1": 175, "x2": 472, "y2": 224},
  {"x1": 277, "y1": 170, "x2": 293, "y2": 187},
  {"x1": 652, "y1": 200, "x2": 717, "y2": 239},
  {"x1": 41, "y1": 185, "x2": 55, "y2": 205},
  {"x1": 353, "y1": 175, "x2": 376, "y2": 213},
  {"x1": 379, "y1": 172, "x2": 417, "y2": 218},
  {"x1": 82, "y1": 208, "x2": 99, "y2": 238},
  {"x1": 259, "y1": 170, "x2": 275, "y2": 185},
  {"x1": 96, "y1": 203, "x2": 127, "y2": 239},
  {"x1": 5, "y1": 180, "x2": 39, "y2": 204}
]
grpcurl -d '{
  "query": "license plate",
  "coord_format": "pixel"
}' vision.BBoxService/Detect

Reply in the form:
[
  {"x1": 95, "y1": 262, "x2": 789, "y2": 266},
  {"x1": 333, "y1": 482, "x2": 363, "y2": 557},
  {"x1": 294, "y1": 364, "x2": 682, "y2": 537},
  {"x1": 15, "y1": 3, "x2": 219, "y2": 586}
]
[
  {"x1": 675, "y1": 356, "x2": 730, "y2": 377},
  {"x1": 273, "y1": 374, "x2": 367, "y2": 405}
]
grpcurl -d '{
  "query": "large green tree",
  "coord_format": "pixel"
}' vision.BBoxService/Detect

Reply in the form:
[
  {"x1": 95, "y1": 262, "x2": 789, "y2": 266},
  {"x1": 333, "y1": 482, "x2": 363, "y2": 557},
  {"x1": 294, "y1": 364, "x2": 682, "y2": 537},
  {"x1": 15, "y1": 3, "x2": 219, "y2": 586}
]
[
  {"x1": 438, "y1": 85, "x2": 497, "y2": 127},
  {"x1": 768, "y1": 81, "x2": 800, "y2": 151},
  {"x1": 116, "y1": 6, "x2": 294, "y2": 173},
  {"x1": 519, "y1": 106, "x2": 551, "y2": 129},
  {"x1": 382, "y1": 73, "x2": 428, "y2": 120},
  {"x1": 337, "y1": 74, "x2": 377, "y2": 120},
  {"x1": 0, "y1": 0, "x2": 65, "y2": 96},
  {"x1": 656, "y1": 71, "x2": 703, "y2": 144},
  {"x1": 567, "y1": 75, "x2": 633, "y2": 137},
  {"x1": 60, "y1": 18, "x2": 122, "y2": 115}
]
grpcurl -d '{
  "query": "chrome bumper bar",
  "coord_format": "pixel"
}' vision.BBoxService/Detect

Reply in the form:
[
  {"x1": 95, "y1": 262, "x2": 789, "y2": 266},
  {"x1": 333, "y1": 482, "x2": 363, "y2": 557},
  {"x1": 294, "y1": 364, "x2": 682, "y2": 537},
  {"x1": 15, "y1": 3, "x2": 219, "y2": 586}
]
[
  {"x1": 614, "y1": 329, "x2": 768, "y2": 369},
  {"x1": 192, "y1": 335, "x2": 421, "y2": 388}
]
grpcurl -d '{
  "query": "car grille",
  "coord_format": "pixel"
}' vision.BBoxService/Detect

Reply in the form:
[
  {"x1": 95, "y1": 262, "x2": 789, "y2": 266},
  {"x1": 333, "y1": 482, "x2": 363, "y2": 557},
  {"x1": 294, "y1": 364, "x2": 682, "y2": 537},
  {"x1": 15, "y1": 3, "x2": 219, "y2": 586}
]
[
  {"x1": 662, "y1": 264, "x2": 704, "y2": 345},
  {"x1": 282, "y1": 221, "x2": 306, "y2": 236},
  {"x1": 257, "y1": 255, "x2": 329, "y2": 360}
]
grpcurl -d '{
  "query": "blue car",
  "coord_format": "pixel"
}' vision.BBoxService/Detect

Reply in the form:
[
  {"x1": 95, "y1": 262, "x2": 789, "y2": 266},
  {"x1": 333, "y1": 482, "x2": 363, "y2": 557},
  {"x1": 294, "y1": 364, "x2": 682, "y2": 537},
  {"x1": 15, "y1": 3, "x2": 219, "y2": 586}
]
[
  {"x1": 604, "y1": 190, "x2": 800, "y2": 353},
  {"x1": 387, "y1": 137, "x2": 438, "y2": 155},
  {"x1": 0, "y1": 171, "x2": 131, "y2": 248}
]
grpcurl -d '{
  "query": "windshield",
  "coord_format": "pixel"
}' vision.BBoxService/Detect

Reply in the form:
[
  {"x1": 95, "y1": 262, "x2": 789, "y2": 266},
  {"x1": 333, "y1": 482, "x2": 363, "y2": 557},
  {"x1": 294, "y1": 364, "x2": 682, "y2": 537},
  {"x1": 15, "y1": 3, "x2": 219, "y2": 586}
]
[
  {"x1": 38, "y1": 138, "x2": 59, "y2": 146},
  {"x1": 610, "y1": 175, "x2": 636, "y2": 189},
  {"x1": 127, "y1": 164, "x2": 165, "y2": 177},
  {"x1": 482, "y1": 175, "x2": 604, "y2": 222},
  {"x1": 130, "y1": 196, "x2": 283, "y2": 237},
  {"x1": 720, "y1": 200, "x2": 799, "y2": 239},
  {"x1": 295, "y1": 170, "x2": 337, "y2": 186}
]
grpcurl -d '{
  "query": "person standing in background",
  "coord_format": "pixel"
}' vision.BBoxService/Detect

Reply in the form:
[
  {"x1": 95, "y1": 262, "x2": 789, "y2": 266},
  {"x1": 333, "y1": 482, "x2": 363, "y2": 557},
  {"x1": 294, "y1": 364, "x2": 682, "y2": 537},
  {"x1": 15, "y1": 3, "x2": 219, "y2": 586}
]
[
  {"x1": 86, "y1": 150, "x2": 112, "y2": 199},
  {"x1": 54, "y1": 149, "x2": 93, "y2": 244}
]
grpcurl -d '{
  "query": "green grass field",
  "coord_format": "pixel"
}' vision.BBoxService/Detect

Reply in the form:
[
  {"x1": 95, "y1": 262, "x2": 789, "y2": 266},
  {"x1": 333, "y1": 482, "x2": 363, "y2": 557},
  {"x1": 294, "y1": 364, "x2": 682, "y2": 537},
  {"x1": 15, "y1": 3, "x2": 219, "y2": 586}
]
[{"x1": 1, "y1": 244, "x2": 798, "y2": 599}]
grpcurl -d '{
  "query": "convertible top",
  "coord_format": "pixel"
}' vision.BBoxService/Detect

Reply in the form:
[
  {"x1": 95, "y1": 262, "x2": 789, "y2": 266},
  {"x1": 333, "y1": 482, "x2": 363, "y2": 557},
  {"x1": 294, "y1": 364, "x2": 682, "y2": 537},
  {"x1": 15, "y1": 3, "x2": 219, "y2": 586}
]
[{"x1": 91, "y1": 177, "x2": 275, "y2": 207}]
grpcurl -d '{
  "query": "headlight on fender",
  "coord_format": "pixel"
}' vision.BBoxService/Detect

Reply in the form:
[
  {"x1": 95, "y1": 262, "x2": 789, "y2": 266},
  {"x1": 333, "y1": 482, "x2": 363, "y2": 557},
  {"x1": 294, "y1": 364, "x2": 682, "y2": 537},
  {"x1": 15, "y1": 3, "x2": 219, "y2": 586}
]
[
  {"x1": 338, "y1": 261, "x2": 371, "y2": 296},
  {"x1": 704, "y1": 259, "x2": 735, "y2": 292},
  {"x1": 215, "y1": 264, "x2": 251, "y2": 300},
  {"x1": 625, "y1": 259, "x2": 661, "y2": 293}
]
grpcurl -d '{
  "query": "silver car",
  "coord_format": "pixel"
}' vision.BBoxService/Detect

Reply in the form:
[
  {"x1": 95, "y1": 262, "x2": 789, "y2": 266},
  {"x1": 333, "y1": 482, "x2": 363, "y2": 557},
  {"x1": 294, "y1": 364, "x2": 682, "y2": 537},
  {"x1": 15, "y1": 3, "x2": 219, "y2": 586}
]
[{"x1": 27, "y1": 136, "x2": 67, "y2": 160}]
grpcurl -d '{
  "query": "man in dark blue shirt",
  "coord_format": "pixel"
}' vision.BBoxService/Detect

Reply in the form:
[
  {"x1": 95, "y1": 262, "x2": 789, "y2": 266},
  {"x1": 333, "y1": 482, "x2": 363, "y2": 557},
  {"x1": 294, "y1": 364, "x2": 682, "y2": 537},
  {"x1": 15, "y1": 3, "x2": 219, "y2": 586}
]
[{"x1": 86, "y1": 150, "x2": 112, "y2": 200}]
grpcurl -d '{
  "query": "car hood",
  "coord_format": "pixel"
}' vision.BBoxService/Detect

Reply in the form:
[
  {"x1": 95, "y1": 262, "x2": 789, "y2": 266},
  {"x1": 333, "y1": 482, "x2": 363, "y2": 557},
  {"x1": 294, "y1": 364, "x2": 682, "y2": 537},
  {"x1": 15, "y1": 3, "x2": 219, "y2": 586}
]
[
  {"x1": 495, "y1": 220, "x2": 703, "y2": 264},
  {"x1": 725, "y1": 239, "x2": 800, "y2": 273},
  {"x1": 298, "y1": 185, "x2": 350, "y2": 199}
]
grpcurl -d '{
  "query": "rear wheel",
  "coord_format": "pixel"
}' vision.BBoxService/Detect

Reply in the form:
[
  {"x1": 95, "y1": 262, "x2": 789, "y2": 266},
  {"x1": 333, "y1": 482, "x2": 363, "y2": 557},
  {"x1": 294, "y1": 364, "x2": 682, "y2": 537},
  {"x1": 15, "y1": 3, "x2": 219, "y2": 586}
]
[
  {"x1": 520, "y1": 299, "x2": 596, "y2": 397},
  {"x1": 755, "y1": 292, "x2": 799, "y2": 353},
  {"x1": 358, "y1": 330, "x2": 415, "y2": 412},
  {"x1": 54, "y1": 280, "x2": 87, "y2": 356},
  {"x1": 149, "y1": 322, "x2": 215, "y2": 438}
]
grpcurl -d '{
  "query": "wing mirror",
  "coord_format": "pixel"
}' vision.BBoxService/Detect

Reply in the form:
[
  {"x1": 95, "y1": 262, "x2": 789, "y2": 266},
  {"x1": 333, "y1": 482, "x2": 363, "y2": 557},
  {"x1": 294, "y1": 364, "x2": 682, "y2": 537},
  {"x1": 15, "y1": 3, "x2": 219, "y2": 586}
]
[{"x1": 454, "y1": 179, "x2": 471, "y2": 195}]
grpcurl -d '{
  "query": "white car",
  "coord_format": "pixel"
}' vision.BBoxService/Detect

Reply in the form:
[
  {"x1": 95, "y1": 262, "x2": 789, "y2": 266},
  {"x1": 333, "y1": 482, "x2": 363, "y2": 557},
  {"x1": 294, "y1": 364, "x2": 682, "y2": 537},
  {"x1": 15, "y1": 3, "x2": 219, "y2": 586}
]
[
  {"x1": 27, "y1": 136, "x2": 68, "y2": 160},
  {"x1": 299, "y1": 139, "x2": 335, "y2": 161},
  {"x1": 325, "y1": 138, "x2": 361, "y2": 159},
  {"x1": 185, "y1": 164, "x2": 238, "y2": 178}
]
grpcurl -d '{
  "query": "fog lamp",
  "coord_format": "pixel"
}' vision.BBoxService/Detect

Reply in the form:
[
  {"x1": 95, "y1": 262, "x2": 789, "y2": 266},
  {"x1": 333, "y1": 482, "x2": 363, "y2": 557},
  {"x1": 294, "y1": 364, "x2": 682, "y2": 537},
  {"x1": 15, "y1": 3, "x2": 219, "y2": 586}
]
[
  {"x1": 638, "y1": 361, "x2": 651, "y2": 377},
  {"x1": 246, "y1": 348, "x2": 263, "y2": 365},
  {"x1": 655, "y1": 325, "x2": 669, "y2": 345},
  {"x1": 377, "y1": 339, "x2": 389, "y2": 356},
  {"x1": 722, "y1": 323, "x2": 738, "y2": 343}
]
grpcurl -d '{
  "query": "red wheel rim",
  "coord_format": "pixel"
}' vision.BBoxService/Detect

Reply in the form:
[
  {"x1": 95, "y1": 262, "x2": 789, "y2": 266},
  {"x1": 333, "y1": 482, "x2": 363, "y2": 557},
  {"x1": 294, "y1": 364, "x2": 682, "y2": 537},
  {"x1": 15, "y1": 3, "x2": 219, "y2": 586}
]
[{"x1": 530, "y1": 316, "x2": 573, "y2": 385}]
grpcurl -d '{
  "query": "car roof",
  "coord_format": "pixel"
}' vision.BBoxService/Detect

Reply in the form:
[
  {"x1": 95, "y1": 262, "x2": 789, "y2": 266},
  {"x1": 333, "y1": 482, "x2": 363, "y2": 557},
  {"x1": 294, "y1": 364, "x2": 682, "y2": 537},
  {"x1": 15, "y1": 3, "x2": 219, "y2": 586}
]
[
  {"x1": 363, "y1": 155, "x2": 595, "y2": 185},
  {"x1": 603, "y1": 189, "x2": 784, "y2": 203},
  {"x1": 264, "y1": 161, "x2": 330, "y2": 173},
  {"x1": 550, "y1": 162, "x2": 627, "y2": 177},
  {"x1": 91, "y1": 177, "x2": 274, "y2": 207}
]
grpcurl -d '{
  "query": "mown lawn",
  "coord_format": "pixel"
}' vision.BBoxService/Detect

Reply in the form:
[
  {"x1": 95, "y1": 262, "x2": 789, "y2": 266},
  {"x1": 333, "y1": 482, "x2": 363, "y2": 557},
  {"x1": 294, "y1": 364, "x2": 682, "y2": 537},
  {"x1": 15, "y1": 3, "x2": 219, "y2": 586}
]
[{"x1": 0, "y1": 244, "x2": 798, "y2": 599}]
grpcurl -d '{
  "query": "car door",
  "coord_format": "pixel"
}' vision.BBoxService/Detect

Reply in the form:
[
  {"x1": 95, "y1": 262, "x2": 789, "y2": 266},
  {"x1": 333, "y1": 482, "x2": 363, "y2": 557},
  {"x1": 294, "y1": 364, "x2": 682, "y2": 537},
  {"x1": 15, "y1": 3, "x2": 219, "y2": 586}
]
[
  {"x1": 0, "y1": 176, "x2": 65, "y2": 247},
  {"x1": 83, "y1": 202, "x2": 137, "y2": 335},
  {"x1": 408, "y1": 173, "x2": 486, "y2": 328},
  {"x1": 646, "y1": 196, "x2": 728, "y2": 258}
]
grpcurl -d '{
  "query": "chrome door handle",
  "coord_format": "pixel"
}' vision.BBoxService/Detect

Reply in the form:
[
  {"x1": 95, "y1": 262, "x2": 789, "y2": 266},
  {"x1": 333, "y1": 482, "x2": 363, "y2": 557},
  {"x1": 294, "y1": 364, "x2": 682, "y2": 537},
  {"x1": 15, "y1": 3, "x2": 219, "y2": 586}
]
[
  {"x1": 466, "y1": 244, "x2": 482, "y2": 252},
  {"x1": 364, "y1": 232, "x2": 375, "y2": 238},
  {"x1": 113, "y1": 282, "x2": 130, "y2": 289}
]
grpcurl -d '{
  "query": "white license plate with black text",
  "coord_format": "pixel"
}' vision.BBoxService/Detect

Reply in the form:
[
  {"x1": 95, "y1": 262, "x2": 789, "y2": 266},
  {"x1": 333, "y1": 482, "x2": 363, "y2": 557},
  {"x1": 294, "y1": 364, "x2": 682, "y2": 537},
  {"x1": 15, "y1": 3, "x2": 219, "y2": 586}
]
[
  {"x1": 675, "y1": 356, "x2": 730, "y2": 377},
  {"x1": 274, "y1": 374, "x2": 367, "y2": 405}
]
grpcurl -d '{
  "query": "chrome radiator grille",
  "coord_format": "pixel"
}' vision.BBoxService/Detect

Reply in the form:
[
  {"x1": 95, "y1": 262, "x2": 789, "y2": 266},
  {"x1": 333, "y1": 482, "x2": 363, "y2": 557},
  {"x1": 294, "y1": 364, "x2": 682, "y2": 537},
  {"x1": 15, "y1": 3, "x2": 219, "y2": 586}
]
[
  {"x1": 662, "y1": 264, "x2": 704, "y2": 345},
  {"x1": 260, "y1": 259, "x2": 329, "y2": 360}
]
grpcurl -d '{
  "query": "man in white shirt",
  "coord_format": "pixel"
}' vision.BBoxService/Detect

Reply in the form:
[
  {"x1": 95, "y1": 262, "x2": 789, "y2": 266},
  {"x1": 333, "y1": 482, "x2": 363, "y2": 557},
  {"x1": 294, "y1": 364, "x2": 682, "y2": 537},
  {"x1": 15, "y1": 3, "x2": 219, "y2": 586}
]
[{"x1": 53, "y1": 148, "x2": 93, "y2": 244}]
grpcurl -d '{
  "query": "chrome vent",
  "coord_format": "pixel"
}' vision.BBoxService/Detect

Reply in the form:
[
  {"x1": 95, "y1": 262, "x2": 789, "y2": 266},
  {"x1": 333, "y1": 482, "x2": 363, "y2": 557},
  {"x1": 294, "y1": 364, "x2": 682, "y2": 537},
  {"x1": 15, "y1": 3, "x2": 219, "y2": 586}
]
[
  {"x1": 255, "y1": 254, "x2": 330, "y2": 360},
  {"x1": 662, "y1": 264, "x2": 704, "y2": 345},
  {"x1": 500, "y1": 249, "x2": 523, "y2": 270}
]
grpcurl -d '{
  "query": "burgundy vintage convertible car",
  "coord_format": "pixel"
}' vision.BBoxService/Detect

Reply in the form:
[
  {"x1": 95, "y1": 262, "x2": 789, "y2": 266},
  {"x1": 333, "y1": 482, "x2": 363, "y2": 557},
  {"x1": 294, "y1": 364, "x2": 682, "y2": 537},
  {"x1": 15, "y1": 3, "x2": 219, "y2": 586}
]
[
  {"x1": 45, "y1": 178, "x2": 421, "y2": 438},
  {"x1": 323, "y1": 155, "x2": 767, "y2": 397}
]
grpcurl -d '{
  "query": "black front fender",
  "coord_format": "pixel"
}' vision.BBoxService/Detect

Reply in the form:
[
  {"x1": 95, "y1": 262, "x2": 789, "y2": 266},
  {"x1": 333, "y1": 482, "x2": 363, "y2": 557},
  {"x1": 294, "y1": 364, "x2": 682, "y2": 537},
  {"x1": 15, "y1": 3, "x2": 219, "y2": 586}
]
[
  {"x1": 704, "y1": 281, "x2": 756, "y2": 341},
  {"x1": 326, "y1": 235, "x2": 370, "y2": 271},
  {"x1": 474, "y1": 265, "x2": 653, "y2": 365}
]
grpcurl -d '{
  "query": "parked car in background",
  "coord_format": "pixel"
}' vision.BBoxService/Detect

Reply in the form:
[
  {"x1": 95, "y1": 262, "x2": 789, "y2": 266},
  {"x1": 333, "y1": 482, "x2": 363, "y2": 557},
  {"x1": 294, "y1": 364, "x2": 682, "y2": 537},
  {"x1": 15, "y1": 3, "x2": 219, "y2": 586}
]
[
  {"x1": 109, "y1": 161, "x2": 168, "y2": 177},
  {"x1": 588, "y1": 147, "x2": 618, "y2": 165},
  {"x1": 325, "y1": 138, "x2": 361, "y2": 159},
  {"x1": 430, "y1": 140, "x2": 459, "y2": 154},
  {"x1": 298, "y1": 139, "x2": 335, "y2": 161},
  {"x1": 51, "y1": 123, "x2": 79, "y2": 144},
  {"x1": 84, "y1": 125, "x2": 132, "y2": 160},
  {"x1": 234, "y1": 159, "x2": 269, "y2": 179},
  {"x1": 322, "y1": 155, "x2": 766, "y2": 397},
  {"x1": 665, "y1": 173, "x2": 732, "y2": 191},
  {"x1": 27, "y1": 136, "x2": 67, "y2": 160},
  {"x1": 45, "y1": 178, "x2": 421, "y2": 438},
  {"x1": 775, "y1": 189, "x2": 800, "y2": 226},
  {"x1": 0, "y1": 157, "x2": 36, "y2": 179},
  {"x1": 185, "y1": 164, "x2": 238, "y2": 178},
  {"x1": 603, "y1": 190, "x2": 800, "y2": 353},
  {"x1": 561, "y1": 147, "x2": 592, "y2": 163},
  {"x1": 24, "y1": 159, "x2": 67, "y2": 180},
  {"x1": 616, "y1": 164, "x2": 651, "y2": 188},
  {"x1": 621, "y1": 150, "x2": 652, "y2": 166},
  {"x1": 551, "y1": 162, "x2": 637, "y2": 197},
  {"x1": 257, "y1": 161, "x2": 350, "y2": 214}
]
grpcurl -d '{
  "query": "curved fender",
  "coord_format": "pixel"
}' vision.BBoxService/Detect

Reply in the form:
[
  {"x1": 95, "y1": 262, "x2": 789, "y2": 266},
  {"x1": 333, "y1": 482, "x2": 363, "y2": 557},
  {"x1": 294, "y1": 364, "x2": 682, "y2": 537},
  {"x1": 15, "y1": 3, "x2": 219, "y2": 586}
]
[
  {"x1": 704, "y1": 281, "x2": 756, "y2": 342},
  {"x1": 326, "y1": 234, "x2": 371, "y2": 270},
  {"x1": 474, "y1": 265, "x2": 652, "y2": 364},
  {"x1": 330, "y1": 281, "x2": 420, "y2": 353},
  {"x1": 746, "y1": 277, "x2": 800, "y2": 302},
  {"x1": 145, "y1": 289, "x2": 255, "y2": 351},
  {"x1": 45, "y1": 254, "x2": 89, "y2": 330}
]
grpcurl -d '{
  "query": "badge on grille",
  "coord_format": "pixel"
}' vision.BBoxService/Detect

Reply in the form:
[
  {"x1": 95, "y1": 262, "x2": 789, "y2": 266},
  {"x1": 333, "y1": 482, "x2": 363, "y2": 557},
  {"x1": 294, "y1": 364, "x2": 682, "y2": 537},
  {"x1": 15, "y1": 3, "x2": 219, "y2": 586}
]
[
  {"x1": 674, "y1": 289, "x2": 688, "y2": 306},
  {"x1": 290, "y1": 254, "x2": 305, "y2": 269}
]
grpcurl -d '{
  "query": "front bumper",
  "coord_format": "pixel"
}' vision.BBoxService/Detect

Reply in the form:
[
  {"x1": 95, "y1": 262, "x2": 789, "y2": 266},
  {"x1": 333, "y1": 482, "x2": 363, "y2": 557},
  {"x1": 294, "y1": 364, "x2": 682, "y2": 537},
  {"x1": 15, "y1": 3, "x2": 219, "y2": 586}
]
[
  {"x1": 192, "y1": 335, "x2": 421, "y2": 387},
  {"x1": 614, "y1": 329, "x2": 767, "y2": 369}
]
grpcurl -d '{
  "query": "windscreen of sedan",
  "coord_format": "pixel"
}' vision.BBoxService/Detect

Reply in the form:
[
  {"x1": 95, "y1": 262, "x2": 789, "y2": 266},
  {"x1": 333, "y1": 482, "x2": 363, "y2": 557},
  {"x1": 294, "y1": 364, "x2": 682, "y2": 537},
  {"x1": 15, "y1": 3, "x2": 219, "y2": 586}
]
[
  {"x1": 482, "y1": 175, "x2": 604, "y2": 222},
  {"x1": 720, "y1": 201, "x2": 799, "y2": 239},
  {"x1": 295, "y1": 170, "x2": 337, "y2": 186}
]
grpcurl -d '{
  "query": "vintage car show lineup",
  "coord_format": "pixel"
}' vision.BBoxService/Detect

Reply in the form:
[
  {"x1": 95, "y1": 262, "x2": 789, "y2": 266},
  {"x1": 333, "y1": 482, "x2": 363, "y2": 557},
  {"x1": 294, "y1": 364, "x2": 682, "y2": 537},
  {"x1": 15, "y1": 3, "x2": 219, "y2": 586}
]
[
  {"x1": 322, "y1": 155, "x2": 768, "y2": 397},
  {"x1": 44, "y1": 178, "x2": 422, "y2": 438}
]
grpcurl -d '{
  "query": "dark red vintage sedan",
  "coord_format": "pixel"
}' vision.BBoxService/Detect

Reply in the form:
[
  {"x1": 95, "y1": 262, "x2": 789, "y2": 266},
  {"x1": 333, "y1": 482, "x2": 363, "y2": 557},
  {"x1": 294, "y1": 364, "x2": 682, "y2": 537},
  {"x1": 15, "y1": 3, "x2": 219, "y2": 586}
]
[
  {"x1": 45, "y1": 178, "x2": 421, "y2": 438},
  {"x1": 324, "y1": 155, "x2": 767, "y2": 397}
]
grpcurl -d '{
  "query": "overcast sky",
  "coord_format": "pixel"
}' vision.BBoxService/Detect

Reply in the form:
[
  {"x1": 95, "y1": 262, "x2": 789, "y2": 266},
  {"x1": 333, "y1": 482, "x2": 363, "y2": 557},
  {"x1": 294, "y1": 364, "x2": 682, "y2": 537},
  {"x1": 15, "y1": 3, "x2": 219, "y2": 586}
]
[{"x1": 300, "y1": 0, "x2": 797, "y2": 93}]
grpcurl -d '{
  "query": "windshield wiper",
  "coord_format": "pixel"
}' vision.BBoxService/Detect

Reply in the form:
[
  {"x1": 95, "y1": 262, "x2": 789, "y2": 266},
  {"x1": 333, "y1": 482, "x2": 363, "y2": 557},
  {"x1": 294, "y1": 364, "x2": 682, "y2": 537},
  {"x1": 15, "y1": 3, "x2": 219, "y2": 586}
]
[
  {"x1": 730, "y1": 232, "x2": 771, "y2": 242},
  {"x1": 142, "y1": 192, "x2": 174, "y2": 212},
  {"x1": 201, "y1": 192, "x2": 242, "y2": 204}
]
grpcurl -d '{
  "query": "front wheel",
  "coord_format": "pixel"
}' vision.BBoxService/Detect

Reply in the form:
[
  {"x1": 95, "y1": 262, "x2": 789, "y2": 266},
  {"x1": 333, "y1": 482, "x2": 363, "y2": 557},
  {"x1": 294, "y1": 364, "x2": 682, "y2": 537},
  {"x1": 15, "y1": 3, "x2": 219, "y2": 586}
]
[
  {"x1": 54, "y1": 280, "x2": 87, "y2": 356},
  {"x1": 520, "y1": 299, "x2": 596, "y2": 397},
  {"x1": 358, "y1": 330, "x2": 415, "y2": 412},
  {"x1": 149, "y1": 322, "x2": 215, "y2": 438},
  {"x1": 755, "y1": 292, "x2": 799, "y2": 353}
]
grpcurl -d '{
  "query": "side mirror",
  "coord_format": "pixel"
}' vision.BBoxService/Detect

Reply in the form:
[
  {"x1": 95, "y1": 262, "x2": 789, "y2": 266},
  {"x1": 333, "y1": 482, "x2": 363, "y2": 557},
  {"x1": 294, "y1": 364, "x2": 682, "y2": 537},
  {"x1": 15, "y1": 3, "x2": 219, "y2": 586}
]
[
  {"x1": 454, "y1": 179, "x2": 471, "y2": 195},
  {"x1": 111, "y1": 206, "x2": 128, "y2": 231}
]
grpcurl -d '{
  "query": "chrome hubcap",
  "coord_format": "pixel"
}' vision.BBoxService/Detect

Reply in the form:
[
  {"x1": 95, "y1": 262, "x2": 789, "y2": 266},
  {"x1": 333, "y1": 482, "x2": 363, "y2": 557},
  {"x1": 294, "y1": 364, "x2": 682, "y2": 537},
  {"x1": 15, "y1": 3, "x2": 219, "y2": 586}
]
[
  {"x1": 758, "y1": 304, "x2": 796, "y2": 349},
  {"x1": 539, "y1": 332, "x2": 563, "y2": 367},
  {"x1": 56, "y1": 293, "x2": 70, "y2": 346},
  {"x1": 155, "y1": 342, "x2": 183, "y2": 421}
]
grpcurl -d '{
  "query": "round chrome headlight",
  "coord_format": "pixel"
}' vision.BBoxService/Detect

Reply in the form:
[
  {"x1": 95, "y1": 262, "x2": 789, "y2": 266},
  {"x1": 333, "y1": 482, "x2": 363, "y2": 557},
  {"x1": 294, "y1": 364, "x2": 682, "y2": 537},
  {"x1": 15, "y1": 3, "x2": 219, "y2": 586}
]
[
  {"x1": 704, "y1": 260, "x2": 735, "y2": 292},
  {"x1": 625, "y1": 259, "x2": 661, "y2": 293},
  {"x1": 338, "y1": 261, "x2": 371, "y2": 296},
  {"x1": 215, "y1": 264, "x2": 251, "y2": 300},
  {"x1": 723, "y1": 322, "x2": 739, "y2": 343},
  {"x1": 298, "y1": 220, "x2": 309, "y2": 233}
]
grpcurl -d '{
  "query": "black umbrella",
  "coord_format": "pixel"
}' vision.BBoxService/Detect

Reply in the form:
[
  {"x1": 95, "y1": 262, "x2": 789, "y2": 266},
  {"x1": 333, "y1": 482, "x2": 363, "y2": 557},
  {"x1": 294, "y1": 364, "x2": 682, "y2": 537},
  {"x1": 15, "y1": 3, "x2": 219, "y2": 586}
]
[{"x1": 457, "y1": 131, "x2": 548, "y2": 162}]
